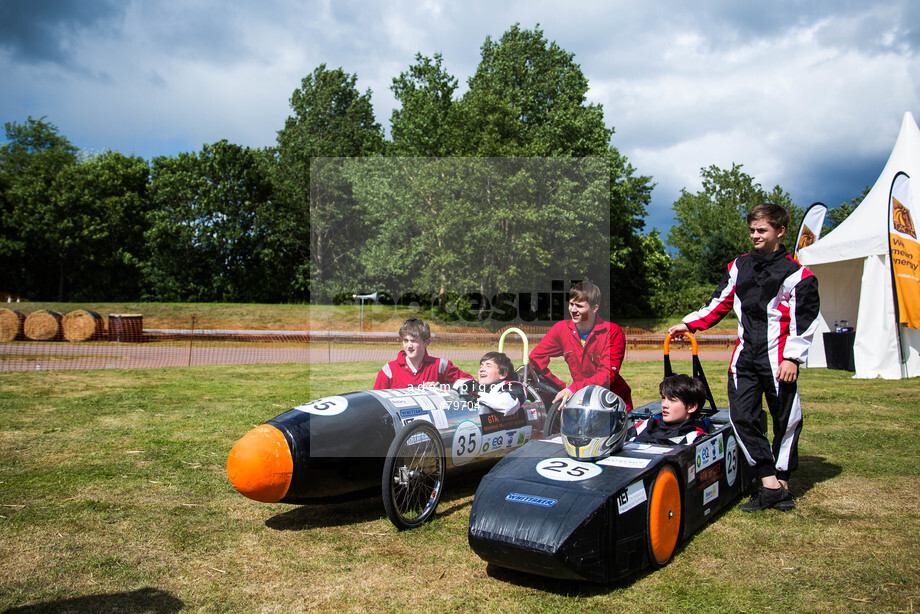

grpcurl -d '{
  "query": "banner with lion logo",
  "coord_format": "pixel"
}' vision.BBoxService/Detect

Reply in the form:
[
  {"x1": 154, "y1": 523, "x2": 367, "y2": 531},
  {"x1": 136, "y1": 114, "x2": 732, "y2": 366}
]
[
  {"x1": 794, "y1": 202, "x2": 827, "y2": 261},
  {"x1": 888, "y1": 172, "x2": 920, "y2": 329}
]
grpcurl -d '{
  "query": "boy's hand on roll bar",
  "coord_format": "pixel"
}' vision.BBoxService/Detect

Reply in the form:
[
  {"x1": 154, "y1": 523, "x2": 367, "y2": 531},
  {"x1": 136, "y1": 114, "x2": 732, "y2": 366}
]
[{"x1": 668, "y1": 323, "x2": 689, "y2": 337}]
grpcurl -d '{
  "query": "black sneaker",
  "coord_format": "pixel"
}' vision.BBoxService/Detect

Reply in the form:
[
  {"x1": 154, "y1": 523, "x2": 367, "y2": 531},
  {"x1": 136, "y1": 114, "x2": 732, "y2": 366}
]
[{"x1": 740, "y1": 486, "x2": 795, "y2": 512}]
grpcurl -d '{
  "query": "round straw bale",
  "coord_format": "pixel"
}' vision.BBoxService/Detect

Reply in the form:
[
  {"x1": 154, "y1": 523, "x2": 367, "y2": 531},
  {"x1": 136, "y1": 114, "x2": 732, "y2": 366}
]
[
  {"x1": 0, "y1": 308, "x2": 26, "y2": 342},
  {"x1": 63, "y1": 309, "x2": 104, "y2": 342},
  {"x1": 24, "y1": 309, "x2": 63, "y2": 341},
  {"x1": 108, "y1": 313, "x2": 144, "y2": 342}
]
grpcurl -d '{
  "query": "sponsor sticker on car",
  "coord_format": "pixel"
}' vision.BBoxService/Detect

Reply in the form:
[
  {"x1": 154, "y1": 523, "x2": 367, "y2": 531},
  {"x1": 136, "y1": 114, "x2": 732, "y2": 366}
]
[
  {"x1": 451, "y1": 420, "x2": 482, "y2": 466},
  {"x1": 624, "y1": 443, "x2": 674, "y2": 455},
  {"x1": 726, "y1": 435, "x2": 738, "y2": 487},
  {"x1": 617, "y1": 480, "x2": 647, "y2": 514},
  {"x1": 695, "y1": 433, "x2": 724, "y2": 471},
  {"x1": 505, "y1": 493, "x2": 557, "y2": 508},
  {"x1": 597, "y1": 456, "x2": 651, "y2": 469},
  {"x1": 703, "y1": 482, "x2": 719, "y2": 505}
]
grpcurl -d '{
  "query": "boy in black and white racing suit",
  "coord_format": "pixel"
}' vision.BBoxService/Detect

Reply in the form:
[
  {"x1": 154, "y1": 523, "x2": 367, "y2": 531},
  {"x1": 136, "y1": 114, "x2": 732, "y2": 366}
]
[{"x1": 669, "y1": 203, "x2": 820, "y2": 512}]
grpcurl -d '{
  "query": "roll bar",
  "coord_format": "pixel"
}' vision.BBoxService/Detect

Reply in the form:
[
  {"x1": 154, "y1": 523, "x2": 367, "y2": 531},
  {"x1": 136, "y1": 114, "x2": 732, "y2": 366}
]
[
  {"x1": 499, "y1": 327, "x2": 529, "y2": 386},
  {"x1": 663, "y1": 331, "x2": 718, "y2": 416}
]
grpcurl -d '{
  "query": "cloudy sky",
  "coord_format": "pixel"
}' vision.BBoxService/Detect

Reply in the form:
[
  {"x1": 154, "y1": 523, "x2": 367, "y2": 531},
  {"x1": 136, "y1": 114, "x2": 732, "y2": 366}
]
[{"x1": 1, "y1": 0, "x2": 918, "y2": 234}]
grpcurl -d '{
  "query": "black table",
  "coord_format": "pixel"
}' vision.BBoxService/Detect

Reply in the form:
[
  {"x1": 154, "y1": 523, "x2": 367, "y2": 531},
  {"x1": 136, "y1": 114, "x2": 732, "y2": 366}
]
[{"x1": 824, "y1": 331, "x2": 856, "y2": 371}]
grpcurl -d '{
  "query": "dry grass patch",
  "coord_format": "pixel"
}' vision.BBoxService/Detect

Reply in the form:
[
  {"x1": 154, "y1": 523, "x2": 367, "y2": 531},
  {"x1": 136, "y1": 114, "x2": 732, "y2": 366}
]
[{"x1": 806, "y1": 475, "x2": 920, "y2": 517}]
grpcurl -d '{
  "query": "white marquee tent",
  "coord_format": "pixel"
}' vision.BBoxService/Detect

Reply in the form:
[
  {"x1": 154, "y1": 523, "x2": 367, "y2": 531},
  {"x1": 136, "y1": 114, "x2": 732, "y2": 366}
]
[{"x1": 798, "y1": 111, "x2": 920, "y2": 379}]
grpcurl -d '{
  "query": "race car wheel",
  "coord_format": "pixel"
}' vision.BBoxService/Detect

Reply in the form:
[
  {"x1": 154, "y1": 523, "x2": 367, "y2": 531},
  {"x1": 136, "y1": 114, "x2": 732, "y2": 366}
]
[
  {"x1": 382, "y1": 420, "x2": 446, "y2": 530},
  {"x1": 647, "y1": 464, "x2": 682, "y2": 567},
  {"x1": 541, "y1": 400, "x2": 564, "y2": 438}
]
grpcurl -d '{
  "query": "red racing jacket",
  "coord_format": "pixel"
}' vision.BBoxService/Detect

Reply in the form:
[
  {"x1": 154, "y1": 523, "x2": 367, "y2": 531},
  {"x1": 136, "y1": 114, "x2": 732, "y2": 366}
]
[
  {"x1": 528, "y1": 317, "x2": 633, "y2": 411},
  {"x1": 373, "y1": 351, "x2": 472, "y2": 390}
]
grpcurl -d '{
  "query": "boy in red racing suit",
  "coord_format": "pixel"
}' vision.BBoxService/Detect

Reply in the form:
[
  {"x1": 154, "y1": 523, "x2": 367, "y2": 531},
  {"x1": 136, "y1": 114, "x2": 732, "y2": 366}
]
[
  {"x1": 529, "y1": 281, "x2": 633, "y2": 411},
  {"x1": 373, "y1": 318, "x2": 471, "y2": 389},
  {"x1": 669, "y1": 203, "x2": 820, "y2": 512}
]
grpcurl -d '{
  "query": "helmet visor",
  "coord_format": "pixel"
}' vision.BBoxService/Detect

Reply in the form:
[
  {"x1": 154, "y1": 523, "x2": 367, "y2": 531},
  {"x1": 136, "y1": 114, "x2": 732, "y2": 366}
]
[{"x1": 561, "y1": 405, "x2": 618, "y2": 439}]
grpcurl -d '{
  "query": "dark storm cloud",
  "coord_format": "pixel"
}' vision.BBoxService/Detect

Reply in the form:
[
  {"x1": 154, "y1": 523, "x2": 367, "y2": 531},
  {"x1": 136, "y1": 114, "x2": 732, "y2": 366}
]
[
  {"x1": 0, "y1": 0, "x2": 125, "y2": 66},
  {"x1": 786, "y1": 148, "x2": 888, "y2": 209}
]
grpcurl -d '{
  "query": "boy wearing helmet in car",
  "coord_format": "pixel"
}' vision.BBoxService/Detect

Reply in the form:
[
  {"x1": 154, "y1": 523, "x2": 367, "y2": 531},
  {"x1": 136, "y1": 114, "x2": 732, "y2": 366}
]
[{"x1": 629, "y1": 374, "x2": 709, "y2": 445}]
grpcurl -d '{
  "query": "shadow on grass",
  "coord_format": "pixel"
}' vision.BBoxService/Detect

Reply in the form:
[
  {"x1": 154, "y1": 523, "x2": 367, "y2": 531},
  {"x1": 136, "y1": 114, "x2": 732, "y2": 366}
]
[
  {"x1": 791, "y1": 455, "x2": 842, "y2": 498},
  {"x1": 485, "y1": 563, "x2": 641, "y2": 595},
  {"x1": 265, "y1": 496, "x2": 383, "y2": 530},
  {"x1": 3, "y1": 587, "x2": 183, "y2": 614},
  {"x1": 434, "y1": 468, "x2": 489, "y2": 518},
  {"x1": 264, "y1": 466, "x2": 491, "y2": 530}
]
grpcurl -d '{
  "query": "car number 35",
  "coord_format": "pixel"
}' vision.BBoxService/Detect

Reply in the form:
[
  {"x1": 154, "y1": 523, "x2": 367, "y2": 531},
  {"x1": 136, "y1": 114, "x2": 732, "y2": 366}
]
[
  {"x1": 456, "y1": 432, "x2": 478, "y2": 455},
  {"x1": 451, "y1": 420, "x2": 482, "y2": 466}
]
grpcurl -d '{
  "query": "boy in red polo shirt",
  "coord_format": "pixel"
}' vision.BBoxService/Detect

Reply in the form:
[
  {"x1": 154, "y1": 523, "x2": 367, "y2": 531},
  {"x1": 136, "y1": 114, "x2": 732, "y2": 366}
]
[
  {"x1": 528, "y1": 281, "x2": 633, "y2": 411},
  {"x1": 373, "y1": 318, "x2": 471, "y2": 389}
]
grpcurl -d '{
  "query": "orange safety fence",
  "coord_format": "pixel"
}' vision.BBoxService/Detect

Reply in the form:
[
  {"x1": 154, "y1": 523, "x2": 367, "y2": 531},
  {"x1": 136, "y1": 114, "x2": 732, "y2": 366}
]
[{"x1": 0, "y1": 309, "x2": 736, "y2": 372}]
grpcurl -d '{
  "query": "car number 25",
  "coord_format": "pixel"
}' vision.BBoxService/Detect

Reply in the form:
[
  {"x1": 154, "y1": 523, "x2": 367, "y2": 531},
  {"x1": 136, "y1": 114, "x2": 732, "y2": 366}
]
[{"x1": 536, "y1": 457, "x2": 603, "y2": 482}]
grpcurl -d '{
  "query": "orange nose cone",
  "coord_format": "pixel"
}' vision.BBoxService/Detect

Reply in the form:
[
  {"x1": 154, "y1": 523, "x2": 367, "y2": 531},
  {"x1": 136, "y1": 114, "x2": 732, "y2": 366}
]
[{"x1": 227, "y1": 424, "x2": 293, "y2": 503}]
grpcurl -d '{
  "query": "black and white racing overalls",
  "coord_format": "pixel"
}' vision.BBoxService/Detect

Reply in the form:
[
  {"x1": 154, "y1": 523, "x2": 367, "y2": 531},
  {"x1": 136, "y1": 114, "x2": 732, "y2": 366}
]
[{"x1": 683, "y1": 247, "x2": 820, "y2": 480}]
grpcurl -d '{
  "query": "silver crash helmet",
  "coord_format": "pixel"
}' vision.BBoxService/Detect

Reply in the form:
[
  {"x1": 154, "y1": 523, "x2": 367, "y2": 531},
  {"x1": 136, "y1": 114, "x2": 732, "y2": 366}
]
[{"x1": 561, "y1": 385, "x2": 628, "y2": 461}]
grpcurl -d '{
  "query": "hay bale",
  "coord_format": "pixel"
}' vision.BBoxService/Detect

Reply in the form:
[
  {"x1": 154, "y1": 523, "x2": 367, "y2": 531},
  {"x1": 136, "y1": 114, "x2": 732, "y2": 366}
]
[
  {"x1": 63, "y1": 309, "x2": 104, "y2": 342},
  {"x1": 108, "y1": 313, "x2": 144, "y2": 342},
  {"x1": 0, "y1": 308, "x2": 26, "y2": 342},
  {"x1": 24, "y1": 310, "x2": 63, "y2": 341}
]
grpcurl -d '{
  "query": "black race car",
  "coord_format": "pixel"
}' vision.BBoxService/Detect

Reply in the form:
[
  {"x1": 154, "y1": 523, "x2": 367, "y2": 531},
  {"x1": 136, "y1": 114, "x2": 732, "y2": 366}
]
[{"x1": 468, "y1": 332, "x2": 757, "y2": 582}]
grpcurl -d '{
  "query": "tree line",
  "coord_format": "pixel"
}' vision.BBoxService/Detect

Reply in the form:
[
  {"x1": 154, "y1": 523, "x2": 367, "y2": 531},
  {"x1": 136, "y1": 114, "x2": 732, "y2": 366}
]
[{"x1": 0, "y1": 24, "x2": 857, "y2": 317}]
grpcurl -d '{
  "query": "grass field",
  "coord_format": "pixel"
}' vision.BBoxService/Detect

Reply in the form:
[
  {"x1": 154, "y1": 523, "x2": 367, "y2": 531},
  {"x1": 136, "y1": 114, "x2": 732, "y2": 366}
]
[{"x1": 1, "y1": 359, "x2": 919, "y2": 613}]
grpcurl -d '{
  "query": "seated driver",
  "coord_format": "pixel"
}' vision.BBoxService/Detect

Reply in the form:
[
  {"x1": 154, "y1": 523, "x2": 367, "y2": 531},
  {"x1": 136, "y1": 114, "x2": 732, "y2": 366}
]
[
  {"x1": 453, "y1": 352, "x2": 526, "y2": 416},
  {"x1": 629, "y1": 374, "x2": 708, "y2": 445}
]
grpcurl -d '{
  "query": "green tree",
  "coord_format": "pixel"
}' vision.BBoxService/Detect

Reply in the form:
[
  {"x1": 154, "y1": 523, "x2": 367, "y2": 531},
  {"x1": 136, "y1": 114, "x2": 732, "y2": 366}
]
[
  {"x1": 624, "y1": 230, "x2": 672, "y2": 317},
  {"x1": 389, "y1": 53, "x2": 461, "y2": 157},
  {"x1": 144, "y1": 141, "x2": 275, "y2": 302},
  {"x1": 607, "y1": 147, "x2": 656, "y2": 316},
  {"x1": 273, "y1": 64, "x2": 386, "y2": 300},
  {"x1": 346, "y1": 157, "x2": 610, "y2": 319},
  {"x1": 51, "y1": 150, "x2": 151, "y2": 301},
  {"x1": 458, "y1": 24, "x2": 610, "y2": 157},
  {"x1": 668, "y1": 163, "x2": 799, "y2": 289},
  {"x1": 657, "y1": 163, "x2": 802, "y2": 317},
  {"x1": 0, "y1": 117, "x2": 78, "y2": 300},
  {"x1": 826, "y1": 185, "x2": 868, "y2": 230},
  {"x1": 455, "y1": 24, "x2": 655, "y2": 316}
]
